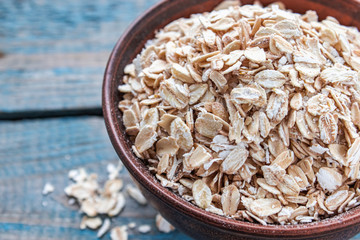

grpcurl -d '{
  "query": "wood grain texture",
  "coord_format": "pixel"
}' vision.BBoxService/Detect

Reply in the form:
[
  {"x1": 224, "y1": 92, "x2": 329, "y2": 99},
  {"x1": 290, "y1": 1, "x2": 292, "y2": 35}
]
[
  {"x1": 0, "y1": 0, "x2": 159, "y2": 118},
  {"x1": 0, "y1": 117, "x2": 191, "y2": 240},
  {"x1": 0, "y1": 52, "x2": 106, "y2": 119}
]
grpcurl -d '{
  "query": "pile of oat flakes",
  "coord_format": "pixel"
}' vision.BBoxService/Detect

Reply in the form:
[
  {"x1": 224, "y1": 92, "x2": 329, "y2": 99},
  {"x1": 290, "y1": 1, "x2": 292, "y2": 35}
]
[
  {"x1": 118, "y1": 0, "x2": 360, "y2": 225},
  {"x1": 62, "y1": 164, "x2": 174, "y2": 239}
]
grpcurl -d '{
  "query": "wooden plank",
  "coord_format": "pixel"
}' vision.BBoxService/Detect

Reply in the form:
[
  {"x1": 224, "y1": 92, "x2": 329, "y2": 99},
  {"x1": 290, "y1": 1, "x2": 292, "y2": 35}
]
[
  {"x1": 0, "y1": 0, "x2": 159, "y2": 118},
  {"x1": 0, "y1": 117, "x2": 191, "y2": 240},
  {"x1": 0, "y1": 52, "x2": 106, "y2": 119},
  {"x1": 0, "y1": 0, "x2": 159, "y2": 54}
]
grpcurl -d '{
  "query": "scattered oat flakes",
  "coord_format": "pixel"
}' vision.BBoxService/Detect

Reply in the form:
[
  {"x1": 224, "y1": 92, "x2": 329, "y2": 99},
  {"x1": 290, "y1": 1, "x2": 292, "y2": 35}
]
[{"x1": 64, "y1": 166, "x2": 128, "y2": 233}]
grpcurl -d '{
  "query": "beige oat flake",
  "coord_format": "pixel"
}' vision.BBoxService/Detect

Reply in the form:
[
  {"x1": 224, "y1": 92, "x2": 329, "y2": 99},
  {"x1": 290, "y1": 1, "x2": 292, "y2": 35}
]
[
  {"x1": 221, "y1": 185, "x2": 240, "y2": 216},
  {"x1": 249, "y1": 198, "x2": 282, "y2": 217},
  {"x1": 254, "y1": 70, "x2": 287, "y2": 88},
  {"x1": 231, "y1": 84, "x2": 266, "y2": 107},
  {"x1": 159, "y1": 78, "x2": 189, "y2": 109},
  {"x1": 192, "y1": 180, "x2": 212, "y2": 209},
  {"x1": 134, "y1": 126, "x2": 157, "y2": 153},
  {"x1": 110, "y1": 226, "x2": 128, "y2": 240},
  {"x1": 221, "y1": 145, "x2": 249, "y2": 174}
]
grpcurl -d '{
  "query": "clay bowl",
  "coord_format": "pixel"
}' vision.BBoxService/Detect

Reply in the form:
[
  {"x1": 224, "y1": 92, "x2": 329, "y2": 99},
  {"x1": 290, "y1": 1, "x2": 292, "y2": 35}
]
[{"x1": 103, "y1": 0, "x2": 360, "y2": 239}]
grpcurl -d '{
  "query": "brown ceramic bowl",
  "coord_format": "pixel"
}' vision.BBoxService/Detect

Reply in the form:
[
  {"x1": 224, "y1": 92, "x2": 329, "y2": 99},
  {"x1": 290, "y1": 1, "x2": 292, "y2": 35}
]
[{"x1": 103, "y1": 0, "x2": 360, "y2": 239}]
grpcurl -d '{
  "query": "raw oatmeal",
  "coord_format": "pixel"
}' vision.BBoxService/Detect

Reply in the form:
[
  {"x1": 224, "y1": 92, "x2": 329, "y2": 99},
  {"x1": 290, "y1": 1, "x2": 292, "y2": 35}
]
[
  {"x1": 63, "y1": 165, "x2": 175, "y2": 239},
  {"x1": 117, "y1": 0, "x2": 360, "y2": 225}
]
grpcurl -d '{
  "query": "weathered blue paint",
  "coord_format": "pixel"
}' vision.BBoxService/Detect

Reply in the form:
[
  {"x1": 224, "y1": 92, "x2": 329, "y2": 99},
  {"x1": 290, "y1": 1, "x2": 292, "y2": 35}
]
[
  {"x1": 0, "y1": 0, "x2": 159, "y2": 54},
  {"x1": 0, "y1": 0, "x2": 159, "y2": 117}
]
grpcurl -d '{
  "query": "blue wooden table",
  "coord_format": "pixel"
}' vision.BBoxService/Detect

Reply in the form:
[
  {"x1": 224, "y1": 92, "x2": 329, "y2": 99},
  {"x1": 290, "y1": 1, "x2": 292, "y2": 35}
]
[
  {"x1": 0, "y1": 0, "x2": 359, "y2": 239},
  {"x1": 0, "y1": 1, "x2": 191, "y2": 239}
]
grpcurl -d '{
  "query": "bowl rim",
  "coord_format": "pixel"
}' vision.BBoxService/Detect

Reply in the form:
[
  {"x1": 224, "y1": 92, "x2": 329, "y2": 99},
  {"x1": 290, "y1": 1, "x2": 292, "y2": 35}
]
[{"x1": 103, "y1": 0, "x2": 360, "y2": 237}]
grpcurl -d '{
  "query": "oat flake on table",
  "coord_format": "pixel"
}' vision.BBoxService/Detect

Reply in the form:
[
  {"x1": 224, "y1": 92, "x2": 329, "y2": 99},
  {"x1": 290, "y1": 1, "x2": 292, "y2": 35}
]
[
  {"x1": 118, "y1": 0, "x2": 360, "y2": 225},
  {"x1": 63, "y1": 166, "x2": 175, "y2": 239}
]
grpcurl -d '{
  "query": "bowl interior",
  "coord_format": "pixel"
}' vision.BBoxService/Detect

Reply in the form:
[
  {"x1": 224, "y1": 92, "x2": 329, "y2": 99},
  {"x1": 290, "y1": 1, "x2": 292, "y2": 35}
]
[{"x1": 103, "y1": 0, "x2": 360, "y2": 237}]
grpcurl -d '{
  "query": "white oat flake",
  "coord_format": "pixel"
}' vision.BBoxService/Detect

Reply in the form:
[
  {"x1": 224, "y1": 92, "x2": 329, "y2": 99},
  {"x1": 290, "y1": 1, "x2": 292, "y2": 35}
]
[
  {"x1": 126, "y1": 185, "x2": 147, "y2": 205},
  {"x1": 42, "y1": 183, "x2": 54, "y2": 195},
  {"x1": 138, "y1": 224, "x2": 151, "y2": 234}
]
